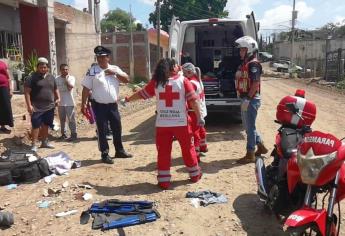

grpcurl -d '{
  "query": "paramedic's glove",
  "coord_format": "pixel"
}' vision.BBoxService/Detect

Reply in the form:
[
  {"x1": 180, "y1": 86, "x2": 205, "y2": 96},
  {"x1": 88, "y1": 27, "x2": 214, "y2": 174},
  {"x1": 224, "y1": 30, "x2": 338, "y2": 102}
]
[
  {"x1": 198, "y1": 117, "x2": 206, "y2": 127},
  {"x1": 241, "y1": 98, "x2": 250, "y2": 112}
]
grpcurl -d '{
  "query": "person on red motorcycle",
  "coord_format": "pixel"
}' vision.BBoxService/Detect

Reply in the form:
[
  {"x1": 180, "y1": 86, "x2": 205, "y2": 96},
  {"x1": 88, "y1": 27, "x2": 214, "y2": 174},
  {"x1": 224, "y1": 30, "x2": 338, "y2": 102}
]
[{"x1": 235, "y1": 36, "x2": 268, "y2": 164}]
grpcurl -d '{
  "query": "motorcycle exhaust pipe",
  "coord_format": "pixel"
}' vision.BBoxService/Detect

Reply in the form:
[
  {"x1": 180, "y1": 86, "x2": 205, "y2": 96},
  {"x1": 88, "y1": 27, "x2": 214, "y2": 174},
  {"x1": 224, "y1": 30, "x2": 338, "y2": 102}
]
[{"x1": 255, "y1": 156, "x2": 268, "y2": 200}]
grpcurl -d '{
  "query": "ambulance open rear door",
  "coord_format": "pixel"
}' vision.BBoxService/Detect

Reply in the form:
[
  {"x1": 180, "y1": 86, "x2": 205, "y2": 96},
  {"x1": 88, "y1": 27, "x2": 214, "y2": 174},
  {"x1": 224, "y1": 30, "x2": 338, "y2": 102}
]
[{"x1": 168, "y1": 16, "x2": 181, "y2": 64}]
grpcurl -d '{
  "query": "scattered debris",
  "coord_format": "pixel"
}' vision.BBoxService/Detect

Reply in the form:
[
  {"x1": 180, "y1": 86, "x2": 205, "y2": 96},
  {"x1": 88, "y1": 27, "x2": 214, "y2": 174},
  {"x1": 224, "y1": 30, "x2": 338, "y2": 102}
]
[
  {"x1": 6, "y1": 184, "x2": 17, "y2": 190},
  {"x1": 37, "y1": 200, "x2": 51, "y2": 208},
  {"x1": 186, "y1": 191, "x2": 228, "y2": 207},
  {"x1": 189, "y1": 198, "x2": 200, "y2": 208},
  {"x1": 62, "y1": 181, "x2": 69, "y2": 188},
  {"x1": 82, "y1": 193, "x2": 93, "y2": 201},
  {"x1": 42, "y1": 188, "x2": 62, "y2": 197},
  {"x1": 74, "y1": 192, "x2": 84, "y2": 200},
  {"x1": 55, "y1": 209, "x2": 78, "y2": 218},
  {"x1": 75, "y1": 184, "x2": 93, "y2": 189},
  {"x1": 43, "y1": 174, "x2": 57, "y2": 184}
]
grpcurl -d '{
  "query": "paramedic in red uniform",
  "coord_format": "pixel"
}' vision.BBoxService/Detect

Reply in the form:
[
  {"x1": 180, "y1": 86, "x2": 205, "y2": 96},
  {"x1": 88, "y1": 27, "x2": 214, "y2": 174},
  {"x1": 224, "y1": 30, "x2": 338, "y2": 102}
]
[
  {"x1": 182, "y1": 62, "x2": 207, "y2": 161},
  {"x1": 122, "y1": 58, "x2": 204, "y2": 189},
  {"x1": 235, "y1": 36, "x2": 268, "y2": 164}
]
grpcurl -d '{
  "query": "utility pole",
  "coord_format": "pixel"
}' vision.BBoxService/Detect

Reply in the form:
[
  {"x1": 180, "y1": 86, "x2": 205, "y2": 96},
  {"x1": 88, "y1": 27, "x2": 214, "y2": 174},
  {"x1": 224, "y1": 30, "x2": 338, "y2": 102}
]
[
  {"x1": 129, "y1": 4, "x2": 134, "y2": 80},
  {"x1": 156, "y1": 0, "x2": 161, "y2": 62},
  {"x1": 290, "y1": 0, "x2": 297, "y2": 69}
]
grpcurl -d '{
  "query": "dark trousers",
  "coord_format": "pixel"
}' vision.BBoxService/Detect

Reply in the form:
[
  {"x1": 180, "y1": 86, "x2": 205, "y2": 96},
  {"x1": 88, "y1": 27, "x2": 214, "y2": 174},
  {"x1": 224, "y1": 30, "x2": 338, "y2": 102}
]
[
  {"x1": 92, "y1": 101, "x2": 124, "y2": 154},
  {"x1": 0, "y1": 87, "x2": 13, "y2": 127}
]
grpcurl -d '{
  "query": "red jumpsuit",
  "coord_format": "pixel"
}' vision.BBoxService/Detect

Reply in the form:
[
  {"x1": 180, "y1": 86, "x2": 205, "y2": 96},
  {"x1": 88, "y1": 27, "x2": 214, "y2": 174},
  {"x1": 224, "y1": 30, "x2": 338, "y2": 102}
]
[
  {"x1": 187, "y1": 75, "x2": 202, "y2": 160},
  {"x1": 139, "y1": 74, "x2": 201, "y2": 188},
  {"x1": 189, "y1": 75, "x2": 208, "y2": 154}
]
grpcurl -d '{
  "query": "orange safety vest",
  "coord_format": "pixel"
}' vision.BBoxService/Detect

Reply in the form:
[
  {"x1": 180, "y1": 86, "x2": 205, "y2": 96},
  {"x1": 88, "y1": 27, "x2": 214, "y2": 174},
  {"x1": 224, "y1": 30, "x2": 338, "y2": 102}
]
[{"x1": 236, "y1": 58, "x2": 260, "y2": 94}]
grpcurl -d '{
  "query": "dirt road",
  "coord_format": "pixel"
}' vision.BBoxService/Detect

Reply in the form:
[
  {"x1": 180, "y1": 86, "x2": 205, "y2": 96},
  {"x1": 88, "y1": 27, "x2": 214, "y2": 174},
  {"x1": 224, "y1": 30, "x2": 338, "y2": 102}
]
[{"x1": 1, "y1": 78, "x2": 345, "y2": 236}]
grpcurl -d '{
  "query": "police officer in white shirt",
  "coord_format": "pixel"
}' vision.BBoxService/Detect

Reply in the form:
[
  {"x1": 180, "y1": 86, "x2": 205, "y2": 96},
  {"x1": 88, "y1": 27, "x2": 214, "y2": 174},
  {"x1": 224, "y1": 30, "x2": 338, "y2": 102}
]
[{"x1": 81, "y1": 46, "x2": 133, "y2": 164}]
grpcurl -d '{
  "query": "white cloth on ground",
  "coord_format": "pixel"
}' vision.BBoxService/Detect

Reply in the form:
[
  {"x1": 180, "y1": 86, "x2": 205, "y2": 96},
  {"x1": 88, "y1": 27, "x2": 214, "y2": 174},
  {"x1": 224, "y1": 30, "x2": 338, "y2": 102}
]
[{"x1": 44, "y1": 151, "x2": 75, "y2": 175}]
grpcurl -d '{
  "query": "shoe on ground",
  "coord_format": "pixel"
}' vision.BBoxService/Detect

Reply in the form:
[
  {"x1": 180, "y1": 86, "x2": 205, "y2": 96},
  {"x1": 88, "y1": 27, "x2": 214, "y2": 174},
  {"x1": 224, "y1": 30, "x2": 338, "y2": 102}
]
[
  {"x1": 31, "y1": 145, "x2": 38, "y2": 152},
  {"x1": 59, "y1": 134, "x2": 68, "y2": 140},
  {"x1": 255, "y1": 142, "x2": 269, "y2": 156},
  {"x1": 114, "y1": 151, "x2": 133, "y2": 158},
  {"x1": 0, "y1": 127, "x2": 11, "y2": 134},
  {"x1": 67, "y1": 133, "x2": 78, "y2": 142},
  {"x1": 236, "y1": 151, "x2": 255, "y2": 164},
  {"x1": 40, "y1": 140, "x2": 54, "y2": 149},
  {"x1": 190, "y1": 173, "x2": 202, "y2": 183},
  {"x1": 158, "y1": 182, "x2": 170, "y2": 190},
  {"x1": 101, "y1": 153, "x2": 114, "y2": 164}
]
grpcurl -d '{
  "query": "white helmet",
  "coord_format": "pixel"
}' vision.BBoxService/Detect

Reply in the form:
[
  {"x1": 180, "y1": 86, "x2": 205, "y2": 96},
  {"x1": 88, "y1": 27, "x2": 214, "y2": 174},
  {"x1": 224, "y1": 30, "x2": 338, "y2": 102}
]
[{"x1": 235, "y1": 36, "x2": 258, "y2": 57}]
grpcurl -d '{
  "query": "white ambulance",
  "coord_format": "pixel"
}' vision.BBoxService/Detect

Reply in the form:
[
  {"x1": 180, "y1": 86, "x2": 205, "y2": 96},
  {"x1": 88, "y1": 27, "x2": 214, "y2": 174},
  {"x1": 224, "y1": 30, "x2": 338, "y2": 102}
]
[{"x1": 168, "y1": 12, "x2": 259, "y2": 113}]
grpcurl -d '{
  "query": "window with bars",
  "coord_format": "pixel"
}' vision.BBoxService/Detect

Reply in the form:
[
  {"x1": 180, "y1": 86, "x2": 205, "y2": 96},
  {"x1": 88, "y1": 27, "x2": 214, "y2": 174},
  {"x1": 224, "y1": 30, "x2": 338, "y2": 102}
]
[{"x1": 0, "y1": 30, "x2": 23, "y2": 62}]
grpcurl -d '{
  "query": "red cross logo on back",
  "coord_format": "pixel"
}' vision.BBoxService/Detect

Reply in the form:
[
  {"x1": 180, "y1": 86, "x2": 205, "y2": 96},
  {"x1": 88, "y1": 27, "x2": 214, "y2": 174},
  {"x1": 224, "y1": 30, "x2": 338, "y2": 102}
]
[{"x1": 159, "y1": 85, "x2": 180, "y2": 107}]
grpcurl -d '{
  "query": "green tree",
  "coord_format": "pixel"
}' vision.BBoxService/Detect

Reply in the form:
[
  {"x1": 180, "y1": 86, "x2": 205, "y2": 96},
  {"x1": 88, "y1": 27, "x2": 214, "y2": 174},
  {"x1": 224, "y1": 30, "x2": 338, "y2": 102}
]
[
  {"x1": 101, "y1": 8, "x2": 144, "y2": 33},
  {"x1": 149, "y1": 0, "x2": 228, "y2": 32}
]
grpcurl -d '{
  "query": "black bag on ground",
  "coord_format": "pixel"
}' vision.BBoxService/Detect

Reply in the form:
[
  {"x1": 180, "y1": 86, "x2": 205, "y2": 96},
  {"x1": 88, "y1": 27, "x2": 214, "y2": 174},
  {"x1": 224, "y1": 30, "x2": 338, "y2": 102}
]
[
  {"x1": 0, "y1": 150, "x2": 51, "y2": 185},
  {"x1": 0, "y1": 170, "x2": 13, "y2": 186}
]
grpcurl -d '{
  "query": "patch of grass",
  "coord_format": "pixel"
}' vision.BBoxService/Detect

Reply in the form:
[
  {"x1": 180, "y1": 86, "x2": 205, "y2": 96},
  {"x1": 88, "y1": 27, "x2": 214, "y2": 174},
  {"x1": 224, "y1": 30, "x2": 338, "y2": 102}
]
[
  {"x1": 133, "y1": 75, "x2": 148, "y2": 84},
  {"x1": 336, "y1": 79, "x2": 345, "y2": 89}
]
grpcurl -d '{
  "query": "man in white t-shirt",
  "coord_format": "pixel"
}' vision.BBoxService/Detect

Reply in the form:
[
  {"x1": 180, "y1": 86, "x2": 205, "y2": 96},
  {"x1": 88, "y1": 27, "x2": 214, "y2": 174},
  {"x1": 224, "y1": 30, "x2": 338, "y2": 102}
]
[{"x1": 56, "y1": 64, "x2": 77, "y2": 141}]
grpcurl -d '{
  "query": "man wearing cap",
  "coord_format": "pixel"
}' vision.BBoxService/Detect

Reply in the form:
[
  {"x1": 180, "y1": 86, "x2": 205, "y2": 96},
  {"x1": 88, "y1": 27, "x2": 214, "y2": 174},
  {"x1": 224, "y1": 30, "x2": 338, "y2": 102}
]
[
  {"x1": 81, "y1": 46, "x2": 132, "y2": 164},
  {"x1": 24, "y1": 57, "x2": 60, "y2": 152}
]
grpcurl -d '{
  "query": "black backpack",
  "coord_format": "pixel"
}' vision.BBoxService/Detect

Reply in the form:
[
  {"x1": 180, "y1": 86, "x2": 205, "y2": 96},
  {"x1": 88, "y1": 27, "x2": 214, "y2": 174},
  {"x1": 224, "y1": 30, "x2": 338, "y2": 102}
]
[{"x1": 0, "y1": 150, "x2": 51, "y2": 186}]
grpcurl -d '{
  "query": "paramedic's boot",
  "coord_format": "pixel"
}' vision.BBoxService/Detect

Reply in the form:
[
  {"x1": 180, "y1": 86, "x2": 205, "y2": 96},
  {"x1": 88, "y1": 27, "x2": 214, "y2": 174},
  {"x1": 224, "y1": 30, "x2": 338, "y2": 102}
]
[
  {"x1": 255, "y1": 142, "x2": 269, "y2": 156},
  {"x1": 190, "y1": 172, "x2": 202, "y2": 183},
  {"x1": 158, "y1": 182, "x2": 170, "y2": 190},
  {"x1": 236, "y1": 151, "x2": 255, "y2": 164}
]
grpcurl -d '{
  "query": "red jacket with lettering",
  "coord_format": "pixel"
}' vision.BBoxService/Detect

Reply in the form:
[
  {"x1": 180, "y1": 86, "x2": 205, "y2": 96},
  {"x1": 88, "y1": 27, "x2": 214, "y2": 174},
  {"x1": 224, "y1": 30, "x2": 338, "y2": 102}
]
[{"x1": 139, "y1": 74, "x2": 197, "y2": 127}]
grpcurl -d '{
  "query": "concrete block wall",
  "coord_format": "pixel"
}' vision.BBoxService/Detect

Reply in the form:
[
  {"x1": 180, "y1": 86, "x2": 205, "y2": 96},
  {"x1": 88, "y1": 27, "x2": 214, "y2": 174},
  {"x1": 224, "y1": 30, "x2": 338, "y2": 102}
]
[
  {"x1": 102, "y1": 31, "x2": 150, "y2": 80},
  {"x1": 54, "y1": 2, "x2": 99, "y2": 94}
]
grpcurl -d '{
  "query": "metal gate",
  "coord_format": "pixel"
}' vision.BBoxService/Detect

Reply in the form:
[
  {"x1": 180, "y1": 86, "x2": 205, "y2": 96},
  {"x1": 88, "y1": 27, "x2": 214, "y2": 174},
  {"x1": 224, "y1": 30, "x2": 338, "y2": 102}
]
[
  {"x1": 325, "y1": 48, "x2": 345, "y2": 81},
  {"x1": 0, "y1": 30, "x2": 23, "y2": 61}
]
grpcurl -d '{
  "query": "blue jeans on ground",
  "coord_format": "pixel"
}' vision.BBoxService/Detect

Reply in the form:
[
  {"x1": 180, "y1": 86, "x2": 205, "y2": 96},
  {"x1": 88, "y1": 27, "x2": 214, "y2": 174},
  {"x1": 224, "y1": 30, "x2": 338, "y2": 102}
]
[{"x1": 241, "y1": 98, "x2": 262, "y2": 152}]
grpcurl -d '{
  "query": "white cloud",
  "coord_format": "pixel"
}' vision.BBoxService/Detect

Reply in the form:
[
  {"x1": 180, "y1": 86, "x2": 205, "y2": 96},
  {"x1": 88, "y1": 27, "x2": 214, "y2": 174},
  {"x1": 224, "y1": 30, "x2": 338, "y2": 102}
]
[
  {"x1": 259, "y1": 1, "x2": 314, "y2": 31},
  {"x1": 138, "y1": 0, "x2": 155, "y2": 5},
  {"x1": 225, "y1": 0, "x2": 261, "y2": 19},
  {"x1": 72, "y1": 0, "x2": 109, "y2": 17},
  {"x1": 99, "y1": 0, "x2": 109, "y2": 17},
  {"x1": 334, "y1": 16, "x2": 345, "y2": 26}
]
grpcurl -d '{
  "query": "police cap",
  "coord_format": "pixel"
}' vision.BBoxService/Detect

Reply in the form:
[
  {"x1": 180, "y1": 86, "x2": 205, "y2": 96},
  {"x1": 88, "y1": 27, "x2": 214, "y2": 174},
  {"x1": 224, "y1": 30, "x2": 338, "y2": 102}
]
[{"x1": 94, "y1": 45, "x2": 111, "y2": 56}]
